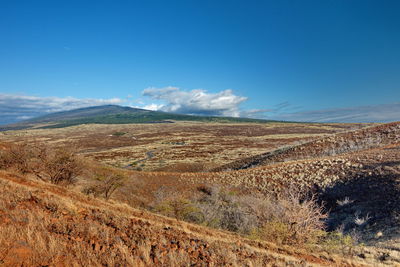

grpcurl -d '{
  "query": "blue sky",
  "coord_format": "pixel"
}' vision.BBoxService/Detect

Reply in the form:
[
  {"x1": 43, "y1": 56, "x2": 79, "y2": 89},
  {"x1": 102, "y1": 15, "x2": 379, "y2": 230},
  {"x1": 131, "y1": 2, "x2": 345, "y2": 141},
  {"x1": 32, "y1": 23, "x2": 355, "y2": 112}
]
[{"x1": 1, "y1": 0, "x2": 400, "y2": 123}]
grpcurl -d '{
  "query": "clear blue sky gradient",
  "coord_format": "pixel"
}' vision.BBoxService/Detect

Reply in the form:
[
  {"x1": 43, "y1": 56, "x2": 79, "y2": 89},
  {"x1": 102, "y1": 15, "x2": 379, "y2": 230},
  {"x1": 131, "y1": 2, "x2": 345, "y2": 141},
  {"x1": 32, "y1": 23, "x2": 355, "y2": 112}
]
[{"x1": 1, "y1": 0, "x2": 400, "y2": 119}]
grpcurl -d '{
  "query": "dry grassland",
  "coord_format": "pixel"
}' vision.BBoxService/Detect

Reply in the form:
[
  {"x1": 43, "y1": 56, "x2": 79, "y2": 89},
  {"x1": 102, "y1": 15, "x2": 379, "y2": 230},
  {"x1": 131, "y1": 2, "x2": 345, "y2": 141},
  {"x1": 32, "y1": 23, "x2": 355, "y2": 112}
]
[{"x1": 0, "y1": 121, "x2": 368, "y2": 171}]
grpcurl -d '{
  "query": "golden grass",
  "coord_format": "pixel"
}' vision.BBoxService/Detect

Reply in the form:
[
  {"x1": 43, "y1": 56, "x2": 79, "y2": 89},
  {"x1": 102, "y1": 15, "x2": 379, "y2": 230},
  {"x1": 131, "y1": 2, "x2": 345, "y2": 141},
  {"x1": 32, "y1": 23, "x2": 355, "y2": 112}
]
[
  {"x1": 0, "y1": 121, "x2": 364, "y2": 171},
  {"x1": 0, "y1": 171, "x2": 367, "y2": 266}
]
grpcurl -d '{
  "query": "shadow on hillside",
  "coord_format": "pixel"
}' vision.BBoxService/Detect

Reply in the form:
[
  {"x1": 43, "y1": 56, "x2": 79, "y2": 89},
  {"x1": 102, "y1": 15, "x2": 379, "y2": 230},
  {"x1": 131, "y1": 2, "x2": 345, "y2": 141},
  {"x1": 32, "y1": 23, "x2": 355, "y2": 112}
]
[{"x1": 318, "y1": 168, "x2": 400, "y2": 244}]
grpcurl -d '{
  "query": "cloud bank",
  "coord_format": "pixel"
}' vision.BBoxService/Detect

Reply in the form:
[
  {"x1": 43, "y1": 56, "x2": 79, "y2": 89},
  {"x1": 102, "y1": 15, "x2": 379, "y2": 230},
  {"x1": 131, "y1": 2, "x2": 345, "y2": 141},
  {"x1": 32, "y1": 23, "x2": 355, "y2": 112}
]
[
  {"x1": 140, "y1": 87, "x2": 399, "y2": 123},
  {"x1": 1, "y1": 90, "x2": 399, "y2": 125},
  {"x1": 142, "y1": 87, "x2": 247, "y2": 117},
  {"x1": 271, "y1": 102, "x2": 400, "y2": 123},
  {"x1": 0, "y1": 94, "x2": 123, "y2": 124}
]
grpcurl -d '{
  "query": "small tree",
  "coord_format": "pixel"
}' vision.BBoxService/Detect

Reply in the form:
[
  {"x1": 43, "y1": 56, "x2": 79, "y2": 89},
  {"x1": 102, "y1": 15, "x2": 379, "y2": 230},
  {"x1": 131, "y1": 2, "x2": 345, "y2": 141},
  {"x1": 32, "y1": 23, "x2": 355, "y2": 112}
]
[
  {"x1": 97, "y1": 173, "x2": 126, "y2": 200},
  {"x1": 83, "y1": 172, "x2": 126, "y2": 200},
  {"x1": 35, "y1": 147, "x2": 83, "y2": 185}
]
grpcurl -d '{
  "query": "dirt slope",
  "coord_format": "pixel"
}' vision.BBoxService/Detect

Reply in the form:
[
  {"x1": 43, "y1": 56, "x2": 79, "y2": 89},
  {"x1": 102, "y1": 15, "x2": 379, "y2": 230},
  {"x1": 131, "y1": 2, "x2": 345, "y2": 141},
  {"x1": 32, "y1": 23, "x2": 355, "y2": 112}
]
[
  {"x1": 1, "y1": 121, "x2": 399, "y2": 266},
  {"x1": 108, "y1": 122, "x2": 400, "y2": 264},
  {"x1": 0, "y1": 171, "x2": 367, "y2": 267}
]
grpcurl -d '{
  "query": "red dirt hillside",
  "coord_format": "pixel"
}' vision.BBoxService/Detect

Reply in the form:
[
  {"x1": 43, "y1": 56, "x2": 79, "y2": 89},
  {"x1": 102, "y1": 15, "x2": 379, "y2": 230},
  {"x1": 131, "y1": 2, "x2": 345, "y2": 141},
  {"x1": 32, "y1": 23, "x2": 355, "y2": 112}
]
[{"x1": 0, "y1": 171, "x2": 364, "y2": 267}]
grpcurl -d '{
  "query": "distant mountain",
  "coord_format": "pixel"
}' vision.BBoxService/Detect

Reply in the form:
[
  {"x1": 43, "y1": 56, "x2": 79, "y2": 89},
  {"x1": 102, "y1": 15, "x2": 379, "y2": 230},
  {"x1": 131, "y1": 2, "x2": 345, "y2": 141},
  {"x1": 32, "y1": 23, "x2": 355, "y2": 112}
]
[{"x1": 0, "y1": 105, "x2": 277, "y2": 131}]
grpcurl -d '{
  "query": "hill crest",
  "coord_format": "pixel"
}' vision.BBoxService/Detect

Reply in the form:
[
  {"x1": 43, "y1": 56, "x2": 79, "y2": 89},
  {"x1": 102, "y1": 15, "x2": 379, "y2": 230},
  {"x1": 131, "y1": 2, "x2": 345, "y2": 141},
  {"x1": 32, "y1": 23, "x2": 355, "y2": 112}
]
[{"x1": 0, "y1": 105, "x2": 275, "y2": 131}]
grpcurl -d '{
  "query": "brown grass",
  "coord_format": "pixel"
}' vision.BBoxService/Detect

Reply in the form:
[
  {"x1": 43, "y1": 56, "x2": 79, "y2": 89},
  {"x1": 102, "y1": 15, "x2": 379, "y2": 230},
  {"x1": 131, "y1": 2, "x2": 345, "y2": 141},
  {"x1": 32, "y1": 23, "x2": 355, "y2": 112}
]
[
  {"x1": 1, "y1": 121, "x2": 399, "y2": 266},
  {"x1": 0, "y1": 121, "x2": 366, "y2": 171},
  {"x1": 0, "y1": 171, "x2": 365, "y2": 266}
]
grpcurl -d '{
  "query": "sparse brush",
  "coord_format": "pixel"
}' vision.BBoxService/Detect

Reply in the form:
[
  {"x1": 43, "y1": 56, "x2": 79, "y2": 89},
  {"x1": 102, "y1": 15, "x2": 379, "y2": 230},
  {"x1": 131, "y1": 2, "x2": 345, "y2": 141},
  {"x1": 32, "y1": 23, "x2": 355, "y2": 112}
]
[
  {"x1": 0, "y1": 143, "x2": 33, "y2": 173},
  {"x1": 34, "y1": 146, "x2": 83, "y2": 185},
  {"x1": 83, "y1": 172, "x2": 126, "y2": 200},
  {"x1": 150, "y1": 184, "x2": 327, "y2": 246},
  {"x1": 153, "y1": 196, "x2": 202, "y2": 222},
  {"x1": 251, "y1": 187, "x2": 327, "y2": 246},
  {"x1": 0, "y1": 143, "x2": 83, "y2": 185},
  {"x1": 319, "y1": 230, "x2": 361, "y2": 256}
]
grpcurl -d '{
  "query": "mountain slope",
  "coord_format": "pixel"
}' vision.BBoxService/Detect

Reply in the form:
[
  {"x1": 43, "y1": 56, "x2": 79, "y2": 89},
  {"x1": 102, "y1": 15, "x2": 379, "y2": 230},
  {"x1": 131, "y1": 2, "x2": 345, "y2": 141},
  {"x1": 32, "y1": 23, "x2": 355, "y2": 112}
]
[
  {"x1": 0, "y1": 171, "x2": 361, "y2": 266},
  {"x1": 0, "y1": 105, "x2": 277, "y2": 131}
]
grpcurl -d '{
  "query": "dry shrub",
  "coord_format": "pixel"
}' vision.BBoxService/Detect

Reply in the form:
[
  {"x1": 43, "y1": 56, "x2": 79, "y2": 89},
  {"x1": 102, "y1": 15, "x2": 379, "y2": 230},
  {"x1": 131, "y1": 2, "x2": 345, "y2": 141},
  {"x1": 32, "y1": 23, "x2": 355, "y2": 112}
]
[
  {"x1": 151, "y1": 185, "x2": 258, "y2": 231},
  {"x1": 152, "y1": 186, "x2": 250, "y2": 233},
  {"x1": 83, "y1": 168, "x2": 127, "y2": 200},
  {"x1": 0, "y1": 143, "x2": 83, "y2": 185},
  {"x1": 0, "y1": 143, "x2": 32, "y2": 173},
  {"x1": 319, "y1": 230, "x2": 360, "y2": 256},
  {"x1": 33, "y1": 146, "x2": 83, "y2": 185},
  {"x1": 195, "y1": 185, "x2": 258, "y2": 233},
  {"x1": 151, "y1": 188, "x2": 202, "y2": 222},
  {"x1": 150, "y1": 185, "x2": 327, "y2": 244},
  {"x1": 250, "y1": 188, "x2": 327, "y2": 246}
]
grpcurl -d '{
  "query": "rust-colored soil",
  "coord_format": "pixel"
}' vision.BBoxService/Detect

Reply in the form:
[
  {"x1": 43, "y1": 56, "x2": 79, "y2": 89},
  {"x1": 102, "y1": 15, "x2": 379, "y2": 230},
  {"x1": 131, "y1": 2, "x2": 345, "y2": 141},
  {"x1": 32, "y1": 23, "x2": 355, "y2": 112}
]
[
  {"x1": 2, "y1": 121, "x2": 400, "y2": 266},
  {"x1": 0, "y1": 172, "x2": 363, "y2": 266}
]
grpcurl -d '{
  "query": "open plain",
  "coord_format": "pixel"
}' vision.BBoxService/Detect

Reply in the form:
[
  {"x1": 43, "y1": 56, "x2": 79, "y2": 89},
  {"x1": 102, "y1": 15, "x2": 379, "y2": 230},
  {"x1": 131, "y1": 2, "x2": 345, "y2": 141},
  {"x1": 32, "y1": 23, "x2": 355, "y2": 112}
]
[{"x1": 0, "y1": 122, "x2": 369, "y2": 171}]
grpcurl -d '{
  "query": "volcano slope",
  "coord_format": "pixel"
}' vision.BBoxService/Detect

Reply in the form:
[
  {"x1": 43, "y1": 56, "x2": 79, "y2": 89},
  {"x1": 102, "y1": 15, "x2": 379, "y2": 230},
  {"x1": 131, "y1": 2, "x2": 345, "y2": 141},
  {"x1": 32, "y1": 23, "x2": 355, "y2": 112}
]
[{"x1": 1, "y1": 121, "x2": 399, "y2": 266}]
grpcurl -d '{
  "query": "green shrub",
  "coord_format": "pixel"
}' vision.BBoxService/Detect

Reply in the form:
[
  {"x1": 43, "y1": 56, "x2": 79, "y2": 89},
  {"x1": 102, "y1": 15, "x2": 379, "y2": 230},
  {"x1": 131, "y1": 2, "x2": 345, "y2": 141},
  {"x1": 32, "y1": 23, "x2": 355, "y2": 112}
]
[
  {"x1": 154, "y1": 198, "x2": 202, "y2": 222},
  {"x1": 112, "y1": 132, "x2": 127, "y2": 136},
  {"x1": 255, "y1": 220, "x2": 293, "y2": 244},
  {"x1": 319, "y1": 231, "x2": 360, "y2": 255}
]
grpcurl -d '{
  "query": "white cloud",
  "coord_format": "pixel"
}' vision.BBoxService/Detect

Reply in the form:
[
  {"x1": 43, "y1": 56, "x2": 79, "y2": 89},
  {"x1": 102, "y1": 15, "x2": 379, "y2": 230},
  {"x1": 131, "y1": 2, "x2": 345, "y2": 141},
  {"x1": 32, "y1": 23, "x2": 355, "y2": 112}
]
[
  {"x1": 143, "y1": 103, "x2": 165, "y2": 111},
  {"x1": 142, "y1": 86, "x2": 247, "y2": 117},
  {"x1": 0, "y1": 94, "x2": 124, "y2": 124},
  {"x1": 3, "y1": 91, "x2": 397, "y2": 126},
  {"x1": 271, "y1": 102, "x2": 400, "y2": 123}
]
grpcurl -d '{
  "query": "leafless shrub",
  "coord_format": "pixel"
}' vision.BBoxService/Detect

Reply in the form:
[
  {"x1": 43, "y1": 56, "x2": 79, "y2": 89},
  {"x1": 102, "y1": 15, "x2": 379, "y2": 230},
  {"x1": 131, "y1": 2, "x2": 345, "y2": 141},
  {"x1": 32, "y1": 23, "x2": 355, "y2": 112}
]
[
  {"x1": 151, "y1": 185, "x2": 327, "y2": 245},
  {"x1": 195, "y1": 185, "x2": 258, "y2": 233},
  {"x1": 83, "y1": 173, "x2": 126, "y2": 200},
  {"x1": 0, "y1": 144, "x2": 32, "y2": 173},
  {"x1": 33, "y1": 146, "x2": 83, "y2": 185},
  {"x1": 0, "y1": 143, "x2": 83, "y2": 185},
  {"x1": 254, "y1": 188, "x2": 327, "y2": 245}
]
